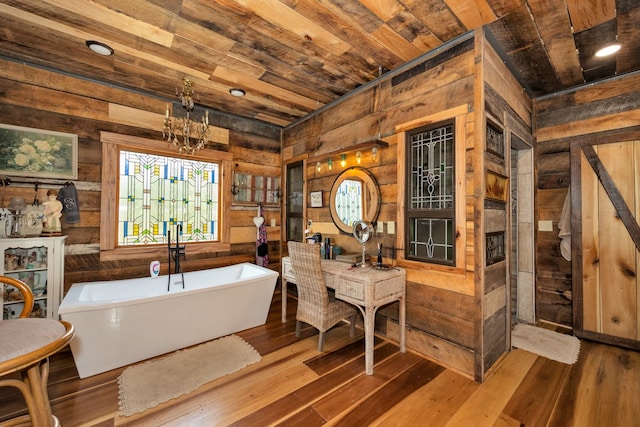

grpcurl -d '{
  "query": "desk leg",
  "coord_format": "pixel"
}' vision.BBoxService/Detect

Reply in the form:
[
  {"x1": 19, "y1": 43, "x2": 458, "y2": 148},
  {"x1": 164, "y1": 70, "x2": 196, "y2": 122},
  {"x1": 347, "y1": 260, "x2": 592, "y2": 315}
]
[
  {"x1": 399, "y1": 295, "x2": 406, "y2": 353},
  {"x1": 281, "y1": 279, "x2": 288, "y2": 323},
  {"x1": 364, "y1": 306, "x2": 375, "y2": 375}
]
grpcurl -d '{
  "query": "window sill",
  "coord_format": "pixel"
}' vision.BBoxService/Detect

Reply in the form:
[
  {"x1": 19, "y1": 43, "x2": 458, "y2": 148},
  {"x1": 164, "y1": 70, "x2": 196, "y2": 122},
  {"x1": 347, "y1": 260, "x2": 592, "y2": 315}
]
[{"x1": 99, "y1": 242, "x2": 231, "y2": 262}]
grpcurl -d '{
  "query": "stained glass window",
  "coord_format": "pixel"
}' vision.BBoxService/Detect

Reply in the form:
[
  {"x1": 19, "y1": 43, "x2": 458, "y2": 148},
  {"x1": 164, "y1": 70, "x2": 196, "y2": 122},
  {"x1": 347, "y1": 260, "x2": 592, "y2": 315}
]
[
  {"x1": 118, "y1": 150, "x2": 220, "y2": 246},
  {"x1": 406, "y1": 121, "x2": 455, "y2": 265}
]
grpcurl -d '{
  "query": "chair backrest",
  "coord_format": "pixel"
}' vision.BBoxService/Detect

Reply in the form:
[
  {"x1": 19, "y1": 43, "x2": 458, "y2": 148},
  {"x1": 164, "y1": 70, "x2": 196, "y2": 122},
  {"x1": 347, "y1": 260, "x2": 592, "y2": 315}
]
[
  {"x1": 1, "y1": 276, "x2": 34, "y2": 318},
  {"x1": 287, "y1": 241, "x2": 330, "y2": 308}
]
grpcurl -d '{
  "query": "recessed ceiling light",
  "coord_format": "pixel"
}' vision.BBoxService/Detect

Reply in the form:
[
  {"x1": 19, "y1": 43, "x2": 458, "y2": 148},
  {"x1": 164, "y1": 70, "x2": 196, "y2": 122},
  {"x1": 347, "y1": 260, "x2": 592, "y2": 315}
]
[
  {"x1": 86, "y1": 40, "x2": 114, "y2": 56},
  {"x1": 595, "y1": 44, "x2": 621, "y2": 57},
  {"x1": 229, "y1": 88, "x2": 246, "y2": 97}
]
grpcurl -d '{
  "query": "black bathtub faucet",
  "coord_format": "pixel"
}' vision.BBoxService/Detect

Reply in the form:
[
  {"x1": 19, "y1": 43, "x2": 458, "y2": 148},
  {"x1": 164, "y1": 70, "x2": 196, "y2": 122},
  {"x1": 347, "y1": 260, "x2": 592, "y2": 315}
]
[{"x1": 167, "y1": 224, "x2": 186, "y2": 291}]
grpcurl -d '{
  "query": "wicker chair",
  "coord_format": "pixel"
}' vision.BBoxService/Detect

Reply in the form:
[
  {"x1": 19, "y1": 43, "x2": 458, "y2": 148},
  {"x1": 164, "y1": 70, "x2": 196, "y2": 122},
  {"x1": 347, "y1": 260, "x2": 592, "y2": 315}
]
[
  {"x1": 287, "y1": 241, "x2": 357, "y2": 351},
  {"x1": 0, "y1": 276, "x2": 74, "y2": 427}
]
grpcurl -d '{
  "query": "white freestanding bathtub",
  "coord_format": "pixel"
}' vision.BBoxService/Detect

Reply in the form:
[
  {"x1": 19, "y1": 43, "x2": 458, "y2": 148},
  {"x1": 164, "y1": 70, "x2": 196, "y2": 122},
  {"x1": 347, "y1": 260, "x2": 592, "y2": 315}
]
[{"x1": 59, "y1": 263, "x2": 278, "y2": 378}]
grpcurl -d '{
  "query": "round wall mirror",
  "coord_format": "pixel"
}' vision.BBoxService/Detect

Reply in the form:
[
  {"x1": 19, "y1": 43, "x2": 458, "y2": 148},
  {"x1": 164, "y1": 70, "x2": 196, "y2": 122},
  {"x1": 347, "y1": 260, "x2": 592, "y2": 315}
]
[{"x1": 329, "y1": 167, "x2": 381, "y2": 234}]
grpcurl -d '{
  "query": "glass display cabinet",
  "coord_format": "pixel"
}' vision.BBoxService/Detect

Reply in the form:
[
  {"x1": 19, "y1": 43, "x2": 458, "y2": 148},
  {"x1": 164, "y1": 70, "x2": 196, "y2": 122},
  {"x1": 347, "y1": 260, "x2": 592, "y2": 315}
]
[{"x1": 1, "y1": 236, "x2": 66, "y2": 320}]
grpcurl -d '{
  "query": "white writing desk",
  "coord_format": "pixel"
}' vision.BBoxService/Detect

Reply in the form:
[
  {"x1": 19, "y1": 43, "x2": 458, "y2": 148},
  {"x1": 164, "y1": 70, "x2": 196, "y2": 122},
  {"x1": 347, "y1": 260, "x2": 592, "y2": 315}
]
[{"x1": 281, "y1": 257, "x2": 406, "y2": 375}]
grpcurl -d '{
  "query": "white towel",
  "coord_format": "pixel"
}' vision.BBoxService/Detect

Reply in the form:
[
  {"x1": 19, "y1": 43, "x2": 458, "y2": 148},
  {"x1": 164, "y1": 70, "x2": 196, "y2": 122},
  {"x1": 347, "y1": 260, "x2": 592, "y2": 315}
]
[{"x1": 558, "y1": 189, "x2": 571, "y2": 261}]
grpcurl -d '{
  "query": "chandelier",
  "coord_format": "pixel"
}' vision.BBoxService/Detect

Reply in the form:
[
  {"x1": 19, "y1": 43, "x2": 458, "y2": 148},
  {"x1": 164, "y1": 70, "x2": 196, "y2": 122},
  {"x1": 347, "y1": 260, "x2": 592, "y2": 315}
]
[{"x1": 163, "y1": 78, "x2": 210, "y2": 154}]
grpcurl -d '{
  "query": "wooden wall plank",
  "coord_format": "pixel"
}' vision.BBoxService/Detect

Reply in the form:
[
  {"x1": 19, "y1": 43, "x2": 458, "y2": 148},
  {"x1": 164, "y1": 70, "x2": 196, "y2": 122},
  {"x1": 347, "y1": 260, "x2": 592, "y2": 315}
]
[
  {"x1": 536, "y1": 109, "x2": 640, "y2": 142},
  {"x1": 527, "y1": 0, "x2": 583, "y2": 86},
  {"x1": 566, "y1": 0, "x2": 616, "y2": 32},
  {"x1": 596, "y1": 142, "x2": 638, "y2": 339},
  {"x1": 483, "y1": 42, "x2": 532, "y2": 126}
]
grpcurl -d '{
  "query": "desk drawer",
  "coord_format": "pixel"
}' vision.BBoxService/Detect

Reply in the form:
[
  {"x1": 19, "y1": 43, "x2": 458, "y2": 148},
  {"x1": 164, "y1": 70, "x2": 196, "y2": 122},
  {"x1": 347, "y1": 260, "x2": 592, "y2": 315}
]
[
  {"x1": 336, "y1": 279, "x2": 364, "y2": 301},
  {"x1": 374, "y1": 277, "x2": 404, "y2": 299}
]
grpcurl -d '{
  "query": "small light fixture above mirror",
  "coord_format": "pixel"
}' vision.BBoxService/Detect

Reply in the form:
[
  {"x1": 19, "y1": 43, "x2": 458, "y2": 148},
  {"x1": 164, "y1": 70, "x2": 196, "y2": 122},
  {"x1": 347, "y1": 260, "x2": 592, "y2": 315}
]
[
  {"x1": 229, "y1": 88, "x2": 246, "y2": 97},
  {"x1": 86, "y1": 40, "x2": 114, "y2": 56}
]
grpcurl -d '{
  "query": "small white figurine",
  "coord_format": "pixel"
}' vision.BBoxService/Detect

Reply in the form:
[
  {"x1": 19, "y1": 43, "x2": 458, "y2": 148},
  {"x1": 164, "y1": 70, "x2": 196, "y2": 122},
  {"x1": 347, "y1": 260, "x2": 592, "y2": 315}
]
[{"x1": 42, "y1": 189, "x2": 63, "y2": 234}]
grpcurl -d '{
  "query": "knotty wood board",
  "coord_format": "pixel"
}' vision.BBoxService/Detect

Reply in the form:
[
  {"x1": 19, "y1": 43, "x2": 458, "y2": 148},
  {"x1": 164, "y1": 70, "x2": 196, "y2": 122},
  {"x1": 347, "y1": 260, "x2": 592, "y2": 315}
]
[
  {"x1": 444, "y1": 349, "x2": 537, "y2": 426},
  {"x1": 488, "y1": 7, "x2": 562, "y2": 95},
  {"x1": 535, "y1": 72, "x2": 640, "y2": 115},
  {"x1": 389, "y1": 47, "x2": 475, "y2": 103},
  {"x1": 407, "y1": 281, "x2": 475, "y2": 322},
  {"x1": 237, "y1": 342, "x2": 399, "y2": 425},
  {"x1": 406, "y1": 300, "x2": 475, "y2": 349},
  {"x1": 549, "y1": 340, "x2": 640, "y2": 426},
  {"x1": 485, "y1": 262, "x2": 507, "y2": 294},
  {"x1": 485, "y1": 286, "x2": 506, "y2": 321},
  {"x1": 483, "y1": 307, "x2": 507, "y2": 370},
  {"x1": 369, "y1": 369, "x2": 478, "y2": 426},
  {"x1": 314, "y1": 359, "x2": 445, "y2": 425},
  {"x1": 566, "y1": 0, "x2": 616, "y2": 32},
  {"x1": 594, "y1": 142, "x2": 638, "y2": 340},
  {"x1": 483, "y1": 42, "x2": 532, "y2": 126},
  {"x1": 500, "y1": 356, "x2": 571, "y2": 426},
  {"x1": 444, "y1": 0, "x2": 496, "y2": 29},
  {"x1": 536, "y1": 92, "x2": 640, "y2": 130},
  {"x1": 580, "y1": 150, "x2": 600, "y2": 333},
  {"x1": 526, "y1": 0, "x2": 583, "y2": 86},
  {"x1": 536, "y1": 109, "x2": 640, "y2": 142},
  {"x1": 229, "y1": 226, "x2": 281, "y2": 244},
  {"x1": 309, "y1": 354, "x2": 429, "y2": 420},
  {"x1": 398, "y1": 0, "x2": 466, "y2": 41}
]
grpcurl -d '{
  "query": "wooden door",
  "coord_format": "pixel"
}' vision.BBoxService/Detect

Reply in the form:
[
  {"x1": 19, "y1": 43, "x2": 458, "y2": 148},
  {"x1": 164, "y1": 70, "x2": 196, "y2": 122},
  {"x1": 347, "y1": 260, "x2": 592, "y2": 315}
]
[{"x1": 575, "y1": 139, "x2": 640, "y2": 349}]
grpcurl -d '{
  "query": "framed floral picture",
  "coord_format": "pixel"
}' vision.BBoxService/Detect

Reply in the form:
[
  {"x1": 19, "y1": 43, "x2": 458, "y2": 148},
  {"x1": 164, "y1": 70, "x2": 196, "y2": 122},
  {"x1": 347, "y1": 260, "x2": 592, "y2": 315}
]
[{"x1": 0, "y1": 124, "x2": 77, "y2": 179}]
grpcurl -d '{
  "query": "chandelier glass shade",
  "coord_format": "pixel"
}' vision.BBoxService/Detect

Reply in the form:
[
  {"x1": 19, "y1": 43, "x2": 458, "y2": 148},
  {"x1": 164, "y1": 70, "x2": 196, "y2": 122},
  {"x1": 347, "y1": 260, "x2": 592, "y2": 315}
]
[{"x1": 163, "y1": 78, "x2": 210, "y2": 155}]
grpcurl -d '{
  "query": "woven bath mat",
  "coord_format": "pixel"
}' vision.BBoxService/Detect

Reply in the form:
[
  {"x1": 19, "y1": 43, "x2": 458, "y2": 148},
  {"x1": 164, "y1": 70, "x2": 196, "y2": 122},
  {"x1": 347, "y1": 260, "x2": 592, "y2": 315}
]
[
  {"x1": 512, "y1": 323, "x2": 580, "y2": 364},
  {"x1": 117, "y1": 334, "x2": 261, "y2": 416}
]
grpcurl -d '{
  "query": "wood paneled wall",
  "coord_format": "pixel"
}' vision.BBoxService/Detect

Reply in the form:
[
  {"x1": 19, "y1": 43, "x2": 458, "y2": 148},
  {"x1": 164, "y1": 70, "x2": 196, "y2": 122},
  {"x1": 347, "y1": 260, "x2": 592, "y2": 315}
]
[
  {"x1": 282, "y1": 31, "x2": 533, "y2": 381},
  {"x1": 0, "y1": 59, "x2": 281, "y2": 293},
  {"x1": 481, "y1": 40, "x2": 534, "y2": 378},
  {"x1": 283, "y1": 35, "x2": 477, "y2": 378},
  {"x1": 534, "y1": 71, "x2": 640, "y2": 328}
]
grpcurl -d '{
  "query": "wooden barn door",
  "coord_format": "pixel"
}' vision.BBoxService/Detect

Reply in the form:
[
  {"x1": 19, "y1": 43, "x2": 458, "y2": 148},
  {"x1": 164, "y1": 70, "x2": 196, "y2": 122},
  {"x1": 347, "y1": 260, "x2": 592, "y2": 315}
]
[{"x1": 574, "y1": 139, "x2": 640, "y2": 349}]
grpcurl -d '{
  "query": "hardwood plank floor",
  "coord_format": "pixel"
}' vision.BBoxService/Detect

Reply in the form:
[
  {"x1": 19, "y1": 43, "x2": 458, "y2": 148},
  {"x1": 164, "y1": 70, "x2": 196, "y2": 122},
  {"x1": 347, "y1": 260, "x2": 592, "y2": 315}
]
[{"x1": 1, "y1": 291, "x2": 639, "y2": 426}]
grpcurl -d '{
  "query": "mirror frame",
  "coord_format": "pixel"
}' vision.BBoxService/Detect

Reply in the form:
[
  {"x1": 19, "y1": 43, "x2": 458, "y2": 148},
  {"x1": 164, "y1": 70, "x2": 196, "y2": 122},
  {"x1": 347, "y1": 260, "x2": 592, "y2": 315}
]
[{"x1": 329, "y1": 167, "x2": 381, "y2": 234}]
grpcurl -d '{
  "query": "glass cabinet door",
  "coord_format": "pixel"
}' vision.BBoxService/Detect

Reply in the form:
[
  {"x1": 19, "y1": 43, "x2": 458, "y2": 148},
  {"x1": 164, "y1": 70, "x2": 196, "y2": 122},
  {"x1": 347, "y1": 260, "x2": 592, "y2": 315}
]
[
  {"x1": 2, "y1": 245, "x2": 49, "y2": 319},
  {"x1": 286, "y1": 162, "x2": 304, "y2": 242}
]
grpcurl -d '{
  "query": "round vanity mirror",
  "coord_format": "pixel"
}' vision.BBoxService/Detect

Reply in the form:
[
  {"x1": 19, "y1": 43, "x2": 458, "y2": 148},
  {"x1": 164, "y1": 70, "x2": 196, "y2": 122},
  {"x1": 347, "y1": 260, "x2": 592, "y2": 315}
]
[{"x1": 329, "y1": 167, "x2": 381, "y2": 234}]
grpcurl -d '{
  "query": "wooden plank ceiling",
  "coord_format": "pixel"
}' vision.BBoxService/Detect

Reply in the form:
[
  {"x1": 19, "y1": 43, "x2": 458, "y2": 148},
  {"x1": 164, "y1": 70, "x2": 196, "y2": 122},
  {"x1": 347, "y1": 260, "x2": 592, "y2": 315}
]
[{"x1": 0, "y1": 0, "x2": 638, "y2": 126}]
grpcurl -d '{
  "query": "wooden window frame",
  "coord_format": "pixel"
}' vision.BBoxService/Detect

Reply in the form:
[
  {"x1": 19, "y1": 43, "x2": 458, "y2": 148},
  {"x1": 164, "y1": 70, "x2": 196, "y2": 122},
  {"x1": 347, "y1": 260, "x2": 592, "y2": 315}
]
[
  {"x1": 99, "y1": 132, "x2": 232, "y2": 261},
  {"x1": 395, "y1": 105, "x2": 468, "y2": 272},
  {"x1": 404, "y1": 120, "x2": 456, "y2": 265}
]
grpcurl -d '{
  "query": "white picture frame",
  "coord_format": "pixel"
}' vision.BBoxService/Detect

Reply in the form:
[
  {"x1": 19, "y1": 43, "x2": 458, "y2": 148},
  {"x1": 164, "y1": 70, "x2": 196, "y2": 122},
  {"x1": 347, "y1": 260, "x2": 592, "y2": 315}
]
[{"x1": 310, "y1": 191, "x2": 323, "y2": 208}]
